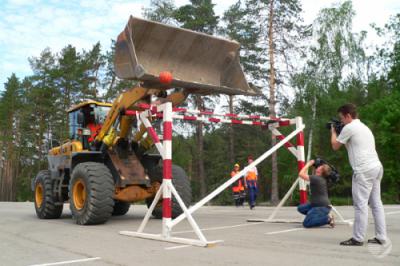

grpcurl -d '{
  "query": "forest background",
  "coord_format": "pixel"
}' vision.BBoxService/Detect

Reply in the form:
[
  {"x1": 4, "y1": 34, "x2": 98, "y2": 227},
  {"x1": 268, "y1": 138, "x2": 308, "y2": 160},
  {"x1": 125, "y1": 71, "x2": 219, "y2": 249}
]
[{"x1": 0, "y1": 0, "x2": 399, "y2": 205}]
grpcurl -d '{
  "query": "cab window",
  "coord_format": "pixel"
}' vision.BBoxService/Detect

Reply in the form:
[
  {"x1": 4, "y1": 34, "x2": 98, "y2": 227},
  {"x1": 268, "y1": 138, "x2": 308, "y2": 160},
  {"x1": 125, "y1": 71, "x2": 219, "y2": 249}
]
[
  {"x1": 95, "y1": 106, "x2": 111, "y2": 124},
  {"x1": 69, "y1": 111, "x2": 80, "y2": 139}
]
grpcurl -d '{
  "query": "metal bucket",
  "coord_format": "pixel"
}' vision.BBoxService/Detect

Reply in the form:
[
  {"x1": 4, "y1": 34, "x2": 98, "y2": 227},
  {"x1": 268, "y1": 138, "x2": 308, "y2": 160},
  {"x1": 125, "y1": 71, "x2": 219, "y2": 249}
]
[{"x1": 114, "y1": 16, "x2": 260, "y2": 96}]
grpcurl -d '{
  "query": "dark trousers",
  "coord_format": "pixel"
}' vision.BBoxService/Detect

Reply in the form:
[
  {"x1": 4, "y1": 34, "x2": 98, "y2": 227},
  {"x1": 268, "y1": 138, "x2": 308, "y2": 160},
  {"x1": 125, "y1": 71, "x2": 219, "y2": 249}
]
[
  {"x1": 297, "y1": 203, "x2": 331, "y2": 228},
  {"x1": 246, "y1": 180, "x2": 258, "y2": 207},
  {"x1": 233, "y1": 192, "x2": 240, "y2": 206},
  {"x1": 233, "y1": 191, "x2": 246, "y2": 206}
]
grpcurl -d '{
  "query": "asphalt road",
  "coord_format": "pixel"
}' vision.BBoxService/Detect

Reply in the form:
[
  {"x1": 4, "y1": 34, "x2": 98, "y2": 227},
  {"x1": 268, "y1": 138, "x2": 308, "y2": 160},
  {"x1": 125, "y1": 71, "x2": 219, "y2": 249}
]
[{"x1": 0, "y1": 202, "x2": 398, "y2": 266}]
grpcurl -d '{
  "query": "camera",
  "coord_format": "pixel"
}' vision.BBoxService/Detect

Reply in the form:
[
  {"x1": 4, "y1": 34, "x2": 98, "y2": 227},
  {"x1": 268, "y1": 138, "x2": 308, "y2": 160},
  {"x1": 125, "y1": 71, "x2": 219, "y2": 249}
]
[
  {"x1": 313, "y1": 157, "x2": 340, "y2": 185},
  {"x1": 326, "y1": 118, "x2": 344, "y2": 135}
]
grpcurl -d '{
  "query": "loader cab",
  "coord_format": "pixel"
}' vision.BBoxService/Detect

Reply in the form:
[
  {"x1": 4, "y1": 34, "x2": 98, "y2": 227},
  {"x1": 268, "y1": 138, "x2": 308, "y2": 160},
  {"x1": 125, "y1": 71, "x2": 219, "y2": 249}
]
[{"x1": 68, "y1": 101, "x2": 112, "y2": 148}]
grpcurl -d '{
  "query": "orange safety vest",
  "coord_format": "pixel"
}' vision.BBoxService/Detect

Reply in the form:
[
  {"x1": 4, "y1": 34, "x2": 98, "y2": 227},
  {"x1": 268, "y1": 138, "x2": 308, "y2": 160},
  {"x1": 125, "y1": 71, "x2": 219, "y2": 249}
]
[
  {"x1": 87, "y1": 123, "x2": 102, "y2": 142},
  {"x1": 246, "y1": 170, "x2": 258, "y2": 181},
  {"x1": 231, "y1": 170, "x2": 245, "y2": 193}
]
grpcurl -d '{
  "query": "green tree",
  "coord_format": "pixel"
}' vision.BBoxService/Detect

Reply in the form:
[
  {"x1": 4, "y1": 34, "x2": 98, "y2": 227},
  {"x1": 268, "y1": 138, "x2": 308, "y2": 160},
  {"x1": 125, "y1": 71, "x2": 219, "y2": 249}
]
[
  {"x1": 143, "y1": 0, "x2": 177, "y2": 24},
  {"x1": 102, "y1": 40, "x2": 137, "y2": 102},
  {"x1": 222, "y1": 1, "x2": 266, "y2": 166},
  {"x1": 28, "y1": 48, "x2": 60, "y2": 167},
  {"x1": 291, "y1": 0, "x2": 367, "y2": 163},
  {"x1": 0, "y1": 74, "x2": 22, "y2": 201},
  {"x1": 144, "y1": 0, "x2": 220, "y2": 198},
  {"x1": 174, "y1": 0, "x2": 219, "y2": 198},
  {"x1": 223, "y1": 0, "x2": 309, "y2": 204},
  {"x1": 360, "y1": 14, "x2": 400, "y2": 203}
]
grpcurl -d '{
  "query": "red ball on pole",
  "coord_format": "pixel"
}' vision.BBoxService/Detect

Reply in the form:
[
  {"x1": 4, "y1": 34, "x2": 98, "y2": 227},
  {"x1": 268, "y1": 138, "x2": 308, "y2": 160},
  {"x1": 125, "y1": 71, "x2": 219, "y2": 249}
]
[{"x1": 159, "y1": 71, "x2": 173, "y2": 85}]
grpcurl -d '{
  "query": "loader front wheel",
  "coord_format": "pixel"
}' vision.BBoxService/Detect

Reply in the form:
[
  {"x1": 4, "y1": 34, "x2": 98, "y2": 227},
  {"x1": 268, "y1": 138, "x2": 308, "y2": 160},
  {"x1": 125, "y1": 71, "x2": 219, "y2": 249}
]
[
  {"x1": 69, "y1": 162, "x2": 114, "y2": 225},
  {"x1": 146, "y1": 164, "x2": 191, "y2": 219},
  {"x1": 34, "y1": 170, "x2": 63, "y2": 219}
]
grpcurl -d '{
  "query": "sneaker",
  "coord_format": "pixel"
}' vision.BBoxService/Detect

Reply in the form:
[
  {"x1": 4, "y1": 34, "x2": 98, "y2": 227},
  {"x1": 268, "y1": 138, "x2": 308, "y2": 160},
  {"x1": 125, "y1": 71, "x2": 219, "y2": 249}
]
[
  {"x1": 328, "y1": 213, "x2": 335, "y2": 228},
  {"x1": 368, "y1": 237, "x2": 385, "y2": 245},
  {"x1": 340, "y1": 238, "x2": 363, "y2": 246},
  {"x1": 250, "y1": 205, "x2": 255, "y2": 210}
]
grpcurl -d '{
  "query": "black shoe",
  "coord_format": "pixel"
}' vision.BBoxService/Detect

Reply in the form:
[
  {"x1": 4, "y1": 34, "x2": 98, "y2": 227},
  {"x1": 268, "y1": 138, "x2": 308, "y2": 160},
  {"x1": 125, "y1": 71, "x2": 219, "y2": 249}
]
[
  {"x1": 340, "y1": 238, "x2": 363, "y2": 246},
  {"x1": 250, "y1": 205, "x2": 255, "y2": 210},
  {"x1": 368, "y1": 237, "x2": 385, "y2": 245}
]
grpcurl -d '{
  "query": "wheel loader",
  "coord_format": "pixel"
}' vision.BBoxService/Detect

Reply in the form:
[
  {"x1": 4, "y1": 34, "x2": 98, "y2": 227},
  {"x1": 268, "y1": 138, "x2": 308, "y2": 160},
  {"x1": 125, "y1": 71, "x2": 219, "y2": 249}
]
[{"x1": 32, "y1": 16, "x2": 260, "y2": 225}]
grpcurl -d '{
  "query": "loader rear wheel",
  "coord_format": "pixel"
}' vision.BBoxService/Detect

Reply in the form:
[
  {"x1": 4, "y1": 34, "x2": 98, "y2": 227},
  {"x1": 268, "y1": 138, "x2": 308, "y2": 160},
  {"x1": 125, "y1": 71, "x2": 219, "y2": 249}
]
[
  {"x1": 34, "y1": 170, "x2": 63, "y2": 219},
  {"x1": 146, "y1": 164, "x2": 191, "y2": 219},
  {"x1": 112, "y1": 201, "x2": 131, "y2": 216},
  {"x1": 69, "y1": 162, "x2": 114, "y2": 225}
]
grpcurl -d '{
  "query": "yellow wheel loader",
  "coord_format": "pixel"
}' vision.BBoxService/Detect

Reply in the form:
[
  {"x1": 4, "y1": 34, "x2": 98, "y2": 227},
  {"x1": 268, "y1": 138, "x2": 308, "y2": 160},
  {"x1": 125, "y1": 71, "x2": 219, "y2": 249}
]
[{"x1": 32, "y1": 16, "x2": 260, "y2": 225}]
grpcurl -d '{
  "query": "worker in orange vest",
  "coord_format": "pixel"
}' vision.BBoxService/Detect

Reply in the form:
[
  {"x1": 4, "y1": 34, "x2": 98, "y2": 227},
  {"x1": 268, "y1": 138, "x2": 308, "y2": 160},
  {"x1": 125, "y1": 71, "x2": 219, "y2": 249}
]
[
  {"x1": 87, "y1": 122, "x2": 102, "y2": 143},
  {"x1": 245, "y1": 156, "x2": 258, "y2": 209},
  {"x1": 231, "y1": 163, "x2": 246, "y2": 207}
]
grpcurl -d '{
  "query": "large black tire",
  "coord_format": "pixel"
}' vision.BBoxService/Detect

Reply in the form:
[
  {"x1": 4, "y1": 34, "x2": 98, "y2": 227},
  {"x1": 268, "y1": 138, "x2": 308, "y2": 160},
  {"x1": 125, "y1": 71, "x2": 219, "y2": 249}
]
[
  {"x1": 146, "y1": 164, "x2": 191, "y2": 219},
  {"x1": 69, "y1": 162, "x2": 115, "y2": 225},
  {"x1": 34, "y1": 170, "x2": 63, "y2": 219},
  {"x1": 112, "y1": 201, "x2": 131, "y2": 216}
]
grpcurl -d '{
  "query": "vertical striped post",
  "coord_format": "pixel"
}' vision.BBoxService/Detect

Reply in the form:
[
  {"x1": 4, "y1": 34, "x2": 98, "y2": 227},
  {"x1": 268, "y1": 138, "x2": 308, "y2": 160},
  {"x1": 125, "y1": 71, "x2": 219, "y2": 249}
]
[
  {"x1": 296, "y1": 117, "x2": 307, "y2": 204},
  {"x1": 161, "y1": 102, "x2": 173, "y2": 238}
]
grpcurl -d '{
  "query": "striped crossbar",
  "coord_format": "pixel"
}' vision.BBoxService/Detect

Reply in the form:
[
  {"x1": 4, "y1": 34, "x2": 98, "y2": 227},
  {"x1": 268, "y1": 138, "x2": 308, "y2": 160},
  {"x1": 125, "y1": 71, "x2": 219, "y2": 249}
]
[{"x1": 128, "y1": 103, "x2": 295, "y2": 127}]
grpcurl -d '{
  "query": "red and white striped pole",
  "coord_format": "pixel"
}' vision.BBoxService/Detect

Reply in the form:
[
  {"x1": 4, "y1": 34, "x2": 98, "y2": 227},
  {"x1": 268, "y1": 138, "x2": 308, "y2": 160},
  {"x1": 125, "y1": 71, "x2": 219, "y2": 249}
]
[
  {"x1": 270, "y1": 128, "x2": 297, "y2": 157},
  {"x1": 296, "y1": 117, "x2": 307, "y2": 204},
  {"x1": 160, "y1": 102, "x2": 173, "y2": 238}
]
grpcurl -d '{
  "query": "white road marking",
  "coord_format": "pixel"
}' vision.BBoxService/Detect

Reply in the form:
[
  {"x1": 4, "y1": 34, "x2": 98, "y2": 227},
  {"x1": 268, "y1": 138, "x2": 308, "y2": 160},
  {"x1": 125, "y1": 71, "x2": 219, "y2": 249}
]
[
  {"x1": 165, "y1": 245, "x2": 191, "y2": 250},
  {"x1": 172, "y1": 222, "x2": 264, "y2": 235},
  {"x1": 171, "y1": 210, "x2": 400, "y2": 236},
  {"x1": 386, "y1": 210, "x2": 400, "y2": 215},
  {"x1": 265, "y1": 228, "x2": 305, "y2": 235},
  {"x1": 28, "y1": 257, "x2": 101, "y2": 266},
  {"x1": 264, "y1": 209, "x2": 400, "y2": 235}
]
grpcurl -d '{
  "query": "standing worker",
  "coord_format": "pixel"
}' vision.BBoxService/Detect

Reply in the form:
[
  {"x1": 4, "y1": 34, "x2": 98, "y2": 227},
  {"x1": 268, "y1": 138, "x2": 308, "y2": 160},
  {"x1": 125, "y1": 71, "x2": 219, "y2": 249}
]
[
  {"x1": 231, "y1": 163, "x2": 245, "y2": 207},
  {"x1": 245, "y1": 156, "x2": 258, "y2": 209},
  {"x1": 331, "y1": 103, "x2": 388, "y2": 246}
]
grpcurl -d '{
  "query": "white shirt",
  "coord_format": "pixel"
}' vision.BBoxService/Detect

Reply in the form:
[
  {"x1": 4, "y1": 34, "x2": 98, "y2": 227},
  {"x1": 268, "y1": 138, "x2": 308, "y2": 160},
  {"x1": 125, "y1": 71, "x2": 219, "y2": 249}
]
[
  {"x1": 246, "y1": 165, "x2": 258, "y2": 177},
  {"x1": 336, "y1": 119, "x2": 382, "y2": 174}
]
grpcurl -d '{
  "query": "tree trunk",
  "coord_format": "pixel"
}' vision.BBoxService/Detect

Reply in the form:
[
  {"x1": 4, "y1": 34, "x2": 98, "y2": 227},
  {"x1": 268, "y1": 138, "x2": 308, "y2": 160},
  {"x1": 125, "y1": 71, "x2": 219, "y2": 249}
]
[
  {"x1": 195, "y1": 95, "x2": 206, "y2": 198},
  {"x1": 93, "y1": 66, "x2": 99, "y2": 100},
  {"x1": 36, "y1": 112, "x2": 46, "y2": 173},
  {"x1": 306, "y1": 92, "x2": 317, "y2": 162},
  {"x1": 0, "y1": 158, "x2": 15, "y2": 201},
  {"x1": 228, "y1": 95, "x2": 235, "y2": 165},
  {"x1": 268, "y1": 0, "x2": 279, "y2": 205},
  {"x1": 0, "y1": 111, "x2": 17, "y2": 201},
  {"x1": 108, "y1": 75, "x2": 116, "y2": 96}
]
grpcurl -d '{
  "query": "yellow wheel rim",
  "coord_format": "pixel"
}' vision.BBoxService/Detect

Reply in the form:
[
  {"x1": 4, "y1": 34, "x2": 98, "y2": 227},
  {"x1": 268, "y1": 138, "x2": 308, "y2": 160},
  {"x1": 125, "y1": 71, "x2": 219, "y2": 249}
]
[
  {"x1": 73, "y1": 179, "x2": 86, "y2": 210},
  {"x1": 35, "y1": 183, "x2": 43, "y2": 208}
]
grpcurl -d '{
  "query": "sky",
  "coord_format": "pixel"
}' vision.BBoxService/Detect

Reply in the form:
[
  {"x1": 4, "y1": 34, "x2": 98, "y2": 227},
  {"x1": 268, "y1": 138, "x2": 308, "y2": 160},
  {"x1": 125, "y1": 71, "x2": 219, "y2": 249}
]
[{"x1": 0, "y1": 0, "x2": 399, "y2": 92}]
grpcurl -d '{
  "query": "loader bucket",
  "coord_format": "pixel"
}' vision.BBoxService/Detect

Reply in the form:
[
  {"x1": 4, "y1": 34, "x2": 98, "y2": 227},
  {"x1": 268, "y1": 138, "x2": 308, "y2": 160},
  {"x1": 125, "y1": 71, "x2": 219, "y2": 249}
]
[{"x1": 114, "y1": 16, "x2": 260, "y2": 96}]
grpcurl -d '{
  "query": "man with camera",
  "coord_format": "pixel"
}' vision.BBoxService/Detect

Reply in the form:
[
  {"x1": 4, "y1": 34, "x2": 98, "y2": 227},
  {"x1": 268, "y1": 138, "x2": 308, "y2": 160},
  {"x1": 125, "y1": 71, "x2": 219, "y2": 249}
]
[
  {"x1": 331, "y1": 103, "x2": 387, "y2": 246},
  {"x1": 298, "y1": 159, "x2": 335, "y2": 228}
]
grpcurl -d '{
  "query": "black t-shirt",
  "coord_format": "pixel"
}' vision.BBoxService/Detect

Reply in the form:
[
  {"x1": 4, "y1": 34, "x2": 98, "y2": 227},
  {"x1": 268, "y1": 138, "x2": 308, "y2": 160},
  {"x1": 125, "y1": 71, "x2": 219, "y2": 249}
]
[{"x1": 310, "y1": 175, "x2": 331, "y2": 207}]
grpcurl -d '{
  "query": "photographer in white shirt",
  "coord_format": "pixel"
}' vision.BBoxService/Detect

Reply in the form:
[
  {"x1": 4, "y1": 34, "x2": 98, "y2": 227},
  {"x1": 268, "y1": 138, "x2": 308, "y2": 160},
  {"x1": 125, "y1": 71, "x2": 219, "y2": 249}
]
[{"x1": 331, "y1": 103, "x2": 387, "y2": 246}]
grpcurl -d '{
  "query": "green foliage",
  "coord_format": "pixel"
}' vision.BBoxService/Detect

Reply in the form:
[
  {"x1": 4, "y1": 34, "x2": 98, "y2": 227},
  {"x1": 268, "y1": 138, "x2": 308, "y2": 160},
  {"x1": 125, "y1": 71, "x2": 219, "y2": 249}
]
[
  {"x1": 222, "y1": 1, "x2": 266, "y2": 83},
  {"x1": 143, "y1": 0, "x2": 177, "y2": 24},
  {"x1": 361, "y1": 92, "x2": 400, "y2": 203},
  {"x1": 174, "y1": 0, "x2": 218, "y2": 34},
  {"x1": 0, "y1": 1, "x2": 399, "y2": 205}
]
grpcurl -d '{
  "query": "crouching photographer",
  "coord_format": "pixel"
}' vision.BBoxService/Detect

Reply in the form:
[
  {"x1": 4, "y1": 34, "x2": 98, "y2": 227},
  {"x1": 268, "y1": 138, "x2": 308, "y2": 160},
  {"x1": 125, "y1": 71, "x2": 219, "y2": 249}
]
[{"x1": 297, "y1": 158, "x2": 337, "y2": 228}]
